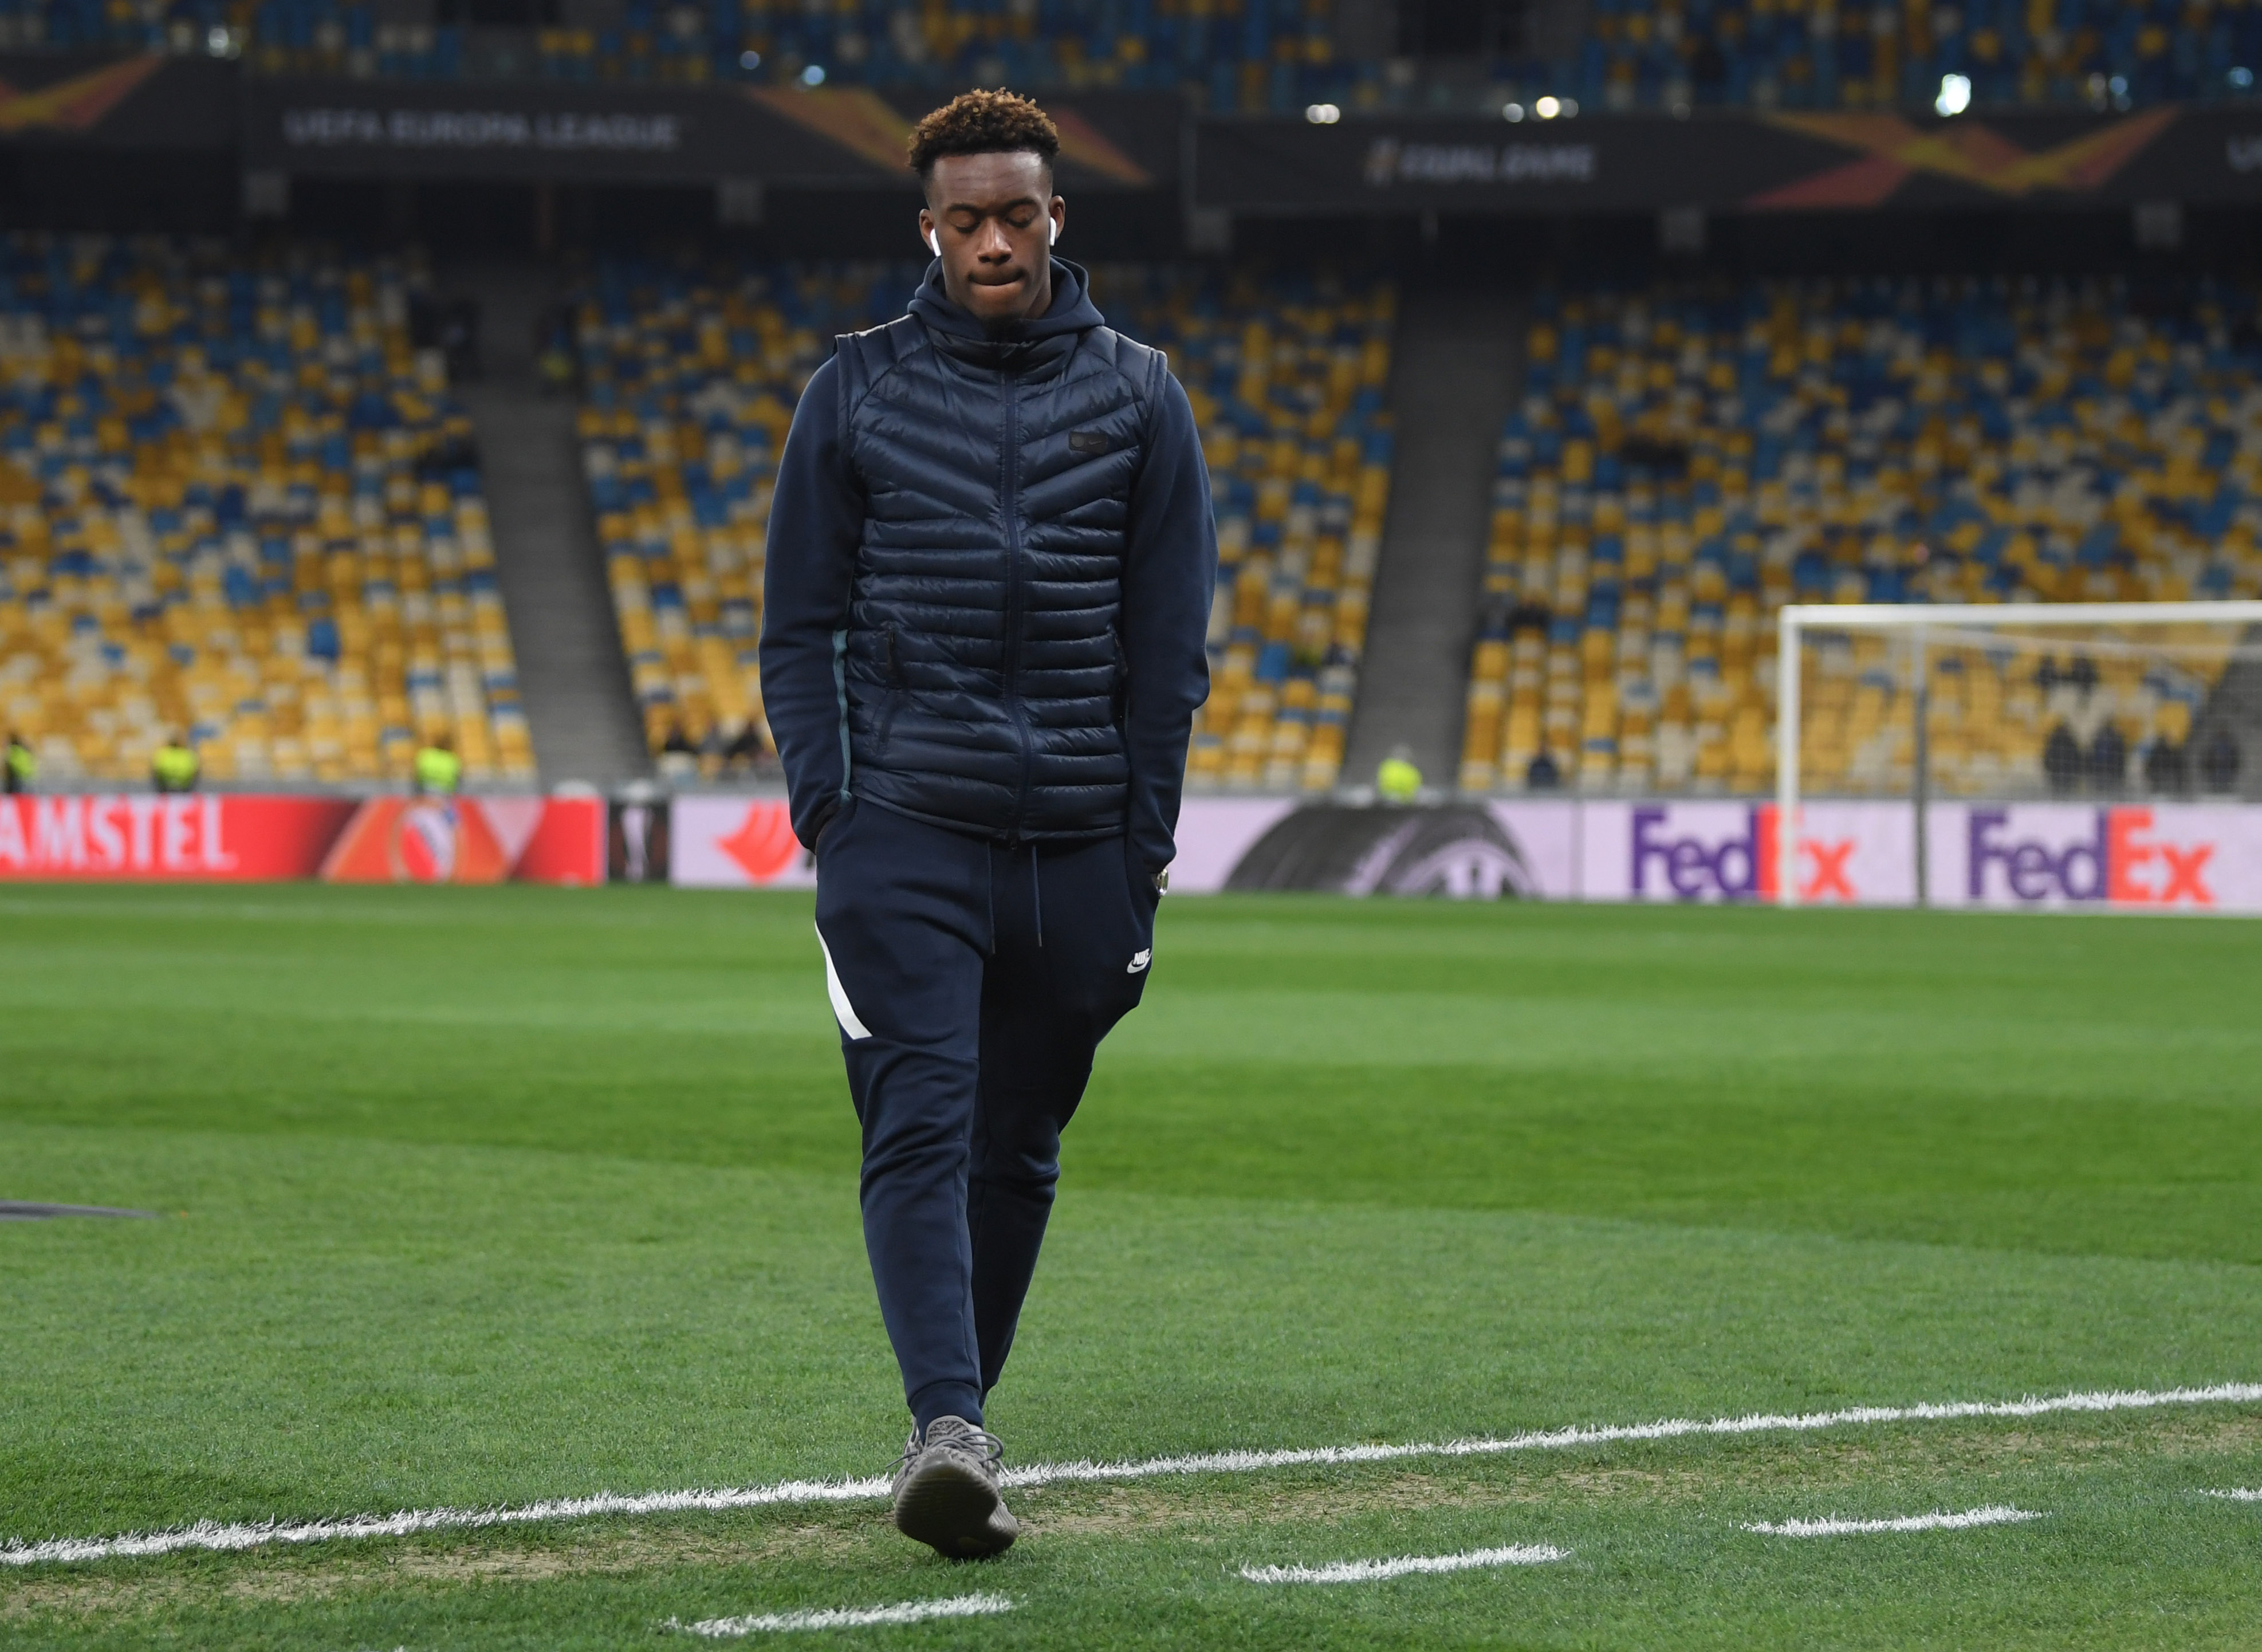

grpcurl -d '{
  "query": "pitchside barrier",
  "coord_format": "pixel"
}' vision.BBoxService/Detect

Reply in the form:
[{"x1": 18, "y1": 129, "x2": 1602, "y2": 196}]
[
  {"x1": 7, "y1": 789, "x2": 2249, "y2": 911},
  {"x1": 658, "y1": 793, "x2": 2262, "y2": 915},
  {"x1": 0, "y1": 793, "x2": 605, "y2": 885}
]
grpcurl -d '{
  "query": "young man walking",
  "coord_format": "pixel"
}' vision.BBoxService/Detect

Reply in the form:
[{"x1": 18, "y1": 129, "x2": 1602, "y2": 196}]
[{"x1": 760, "y1": 91, "x2": 1215, "y2": 1559}]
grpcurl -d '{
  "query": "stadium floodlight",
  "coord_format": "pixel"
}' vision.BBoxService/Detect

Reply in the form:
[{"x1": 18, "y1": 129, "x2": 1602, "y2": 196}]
[
  {"x1": 1775, "y1": 601, "x2": 2262, "y2": 907},
  {"x1": 1502, "y1": 101, "x2": 1526, "y2": 121},
  {"x1": 1535, "y1": 96, "x2": 1561, "y2": 119},
  {"x1": 801, "y1": 63, "x2": 826, "y2": 85},
  {"x1": 1305, "y1": 103, "x2": 1341, "y2": 124},
  {"x1": 2232, "y1": 66, "x2": 2255, "y2": 90},
  {"x1": 1935, "y1": 73, "x2": 1972, "y2": 116}
]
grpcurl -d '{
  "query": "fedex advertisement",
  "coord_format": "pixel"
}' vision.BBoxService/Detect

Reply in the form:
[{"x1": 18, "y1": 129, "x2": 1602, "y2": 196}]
[
  {"x1": 1580, "y1": 801, "x2": 1916, "y2": 906},
  {"x1": 1934, "y1": 804, "x2": 2262, "y2": 911},
  {"x1": 0, "y1": 793, "x2": 604, "y2": 885},
  {"x1": 1578, "y1": 800, "x2": 2259, "y2": 912}
]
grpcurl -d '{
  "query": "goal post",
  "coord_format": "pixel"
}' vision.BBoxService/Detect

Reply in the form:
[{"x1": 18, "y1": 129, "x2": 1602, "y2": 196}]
[{"x1": 1775, "y1": 601, "x2": 2262, "y2": 908}]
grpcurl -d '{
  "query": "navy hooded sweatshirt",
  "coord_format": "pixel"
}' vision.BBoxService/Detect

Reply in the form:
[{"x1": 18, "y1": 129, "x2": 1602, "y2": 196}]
[{"x1": 760, "y1": 258, "x2": 1215, "y2": 876}]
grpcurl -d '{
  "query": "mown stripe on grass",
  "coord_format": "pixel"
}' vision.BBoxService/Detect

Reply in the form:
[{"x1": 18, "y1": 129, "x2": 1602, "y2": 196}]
[
  {"x1": 1743, "y1": 1507, "x2": 2044, "y2": 1537},
  {"x1": 1239, "y1": 1544, "x2": 1567, "y2": 1583},
  {"x1": 664, "y1": 1594, "x2": 1015, "y2": 1636},
  {"x1": 6, "y1": 1381, "x2": 2255, "y2": 1568}
]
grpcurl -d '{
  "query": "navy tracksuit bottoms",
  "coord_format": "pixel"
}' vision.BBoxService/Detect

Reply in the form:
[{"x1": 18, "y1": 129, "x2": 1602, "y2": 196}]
[{"x1": 813, "y1": 798, "x2": 1158, "y2": 1431}]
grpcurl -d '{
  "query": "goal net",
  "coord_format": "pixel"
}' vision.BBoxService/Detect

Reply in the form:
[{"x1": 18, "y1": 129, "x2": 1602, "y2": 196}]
[{"x1": 1775, "y1": 601, "x2": 2262, "y2": 908}]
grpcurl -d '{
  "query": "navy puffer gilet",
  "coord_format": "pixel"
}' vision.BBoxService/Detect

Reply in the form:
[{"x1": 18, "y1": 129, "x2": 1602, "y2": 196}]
[{"x1": 832, "y1": 309, "x2": 1166, "y2": 843}]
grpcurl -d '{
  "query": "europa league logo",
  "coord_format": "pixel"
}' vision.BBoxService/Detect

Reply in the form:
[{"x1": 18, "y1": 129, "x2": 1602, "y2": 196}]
[{"x1": 388, "y1": 799, "x2": 460, "y2": 883}]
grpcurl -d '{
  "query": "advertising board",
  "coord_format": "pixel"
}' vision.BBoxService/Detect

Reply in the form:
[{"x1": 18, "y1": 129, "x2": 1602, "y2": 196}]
[
  {"x1": 0, "y1": 794, "x2": 603, "y2": 884},
  {"x1": 669, "y1": 796, "x2": 817, "y2": 889},
  {"x1": 1197, "y1": 104, "x2": 2262, "y2": 215},
  {"x1": 1933, "y1": 803, "x2": 2262, "y2": 912},
  {"x1": 241, "y1": 81, "x2": 1176, "y2": 188},
  {"x1": 654, "y1": 794, "x2": 2262, "y2": 913},
  {"x1": 1578, "y1": 800, "x2": 1916, "y2": 905},
  {"x1": 663, "y1": 795, "x2": 1580, "y2": 896}
]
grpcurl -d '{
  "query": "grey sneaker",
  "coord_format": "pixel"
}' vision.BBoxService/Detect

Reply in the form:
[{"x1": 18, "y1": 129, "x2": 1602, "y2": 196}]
[{"x1": 890, "y1": 1416, "x2": 1018, "y2": 1559}]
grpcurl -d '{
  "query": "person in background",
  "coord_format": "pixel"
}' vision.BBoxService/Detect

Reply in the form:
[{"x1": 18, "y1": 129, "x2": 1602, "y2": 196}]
[
  {"x1": 1377, "y1": 744, "x2": 1422, "y2": 801},
  {"x1": 2043, "y1": 722, "x2": 2083, "y2": 793},
  {"x1": 414, "y1": 733, "x2": 462, "y2": 796},
  {"x1": 658, "y1": 720, "x2": 701, "y2": 782},
  {"x1": 3, "y1": 729, "x2": 32, "y2": 794},
  {"x1": 151, "y1": 731, "x2": 199, "y2": 793},
  {"x1": 721, "y1": 718, "x2": 773, "y2": 774},
  {"x1": 534, "y1": 304, "x2": 580, "y2": 400},
  {"x1": 2199, "y1": 726, "x2": 2242, "y2": 794},
  {"x1": 1525, "y1": 749, "x2": 1562, "y2": 790}
]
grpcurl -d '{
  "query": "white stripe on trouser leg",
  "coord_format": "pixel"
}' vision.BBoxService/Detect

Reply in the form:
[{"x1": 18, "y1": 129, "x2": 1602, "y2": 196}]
[{"x1": 815, "y1": 926, "x2": 872, "y2": 1041}]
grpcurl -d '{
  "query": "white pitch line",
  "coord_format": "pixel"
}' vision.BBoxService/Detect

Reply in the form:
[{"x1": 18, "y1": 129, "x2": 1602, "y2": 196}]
[
  {"x1": 1240, "y1": 1543, "x2": 1568, "y2": 1584},
  {"x1": 1744, "y1": 1506, "x2": 2044, "y2": 1537},
  {"x1": 5, "y1": 1380, "x2": 2255, "y2": 1568},
  {"x1": 2201, "y1": 1488, "x2": 2262, "y2": 1502},
  {"x1": 665, "y1": 1592, "x2": 1015, "y2": 1637},
  {"x1": 0, "y1": 1478, "x2": 895, "y2": 1568}
]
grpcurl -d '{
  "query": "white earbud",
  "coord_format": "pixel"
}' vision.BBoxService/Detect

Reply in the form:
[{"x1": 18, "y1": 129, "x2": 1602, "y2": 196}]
[
  {"x1": 1048, "y1": 219, "x2": 1058, "y2": 247},
  {"x1": 927, "y1": 228, "x2": 940, "y2": 257}
]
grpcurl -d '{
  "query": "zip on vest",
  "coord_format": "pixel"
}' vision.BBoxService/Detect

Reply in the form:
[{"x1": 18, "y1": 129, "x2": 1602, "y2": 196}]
[{"x1": 1000, "y1": 364, "x2": 1035, "y2": 843}]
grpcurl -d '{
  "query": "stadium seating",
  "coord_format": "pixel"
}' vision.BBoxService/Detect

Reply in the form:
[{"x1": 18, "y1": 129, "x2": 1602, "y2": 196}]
[
  {"x1": 0, "y1": 234, "x2": 534, "y2": 787},
  {"x1": 1096, "y1": 265, "x2": 1395, "y2": 792},
  {"x1": 11, "y1": 0, "x2": 2256, "y2": 113},
  {"x1": 0, "y1": 0, "x2": 1355, "y2": 113},
  {"x1": 573, "y1": 258, "x2": 1394, "y2": 790},
  {"x1": 1459, "y1": 276, "x2": 2262, "y2": 796},
  {"x1": 1573, "y1": 0, "x2": 2262, "y2": 113},
  {"x1": 573, "y1": 258, "x2": 894, "y2": 773}
]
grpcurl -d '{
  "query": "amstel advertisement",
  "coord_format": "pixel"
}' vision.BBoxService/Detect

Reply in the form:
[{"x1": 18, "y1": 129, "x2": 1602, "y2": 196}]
[{"x1": 0, "y1": 793, "x2": 604, "y2": 885}]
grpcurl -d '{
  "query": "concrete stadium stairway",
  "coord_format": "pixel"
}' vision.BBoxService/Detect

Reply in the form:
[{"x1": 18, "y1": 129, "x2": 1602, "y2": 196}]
[
  {"x1": 1342, "y1": 284, "x2": 1523, "y2": 792},
  {"x1": 446, "y1": 261, "x2": 649, "y2": 791}
]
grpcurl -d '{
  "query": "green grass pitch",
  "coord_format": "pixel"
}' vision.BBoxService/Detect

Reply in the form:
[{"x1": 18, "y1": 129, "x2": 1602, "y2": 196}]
[{"x1": 2, "y1": 883, "x2": 2260, "y2": 1648}]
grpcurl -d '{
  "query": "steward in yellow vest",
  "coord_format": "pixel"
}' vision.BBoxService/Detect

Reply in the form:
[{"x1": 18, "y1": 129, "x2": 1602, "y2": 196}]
[
  {"x1": 1376, "y1": 744, "x2": 1423, "y2": 802},
  {"x1": 414, "y1": 735, "x2": 463, "y2": 796},
  {"x1": 151, "y1": 735, "x2": 200, "y2": 793}
]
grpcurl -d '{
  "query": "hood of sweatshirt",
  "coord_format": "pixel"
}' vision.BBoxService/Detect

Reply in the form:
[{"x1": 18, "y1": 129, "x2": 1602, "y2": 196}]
[{"x1": 907, "y1": 255, "x2": 1104, "y2": 375}]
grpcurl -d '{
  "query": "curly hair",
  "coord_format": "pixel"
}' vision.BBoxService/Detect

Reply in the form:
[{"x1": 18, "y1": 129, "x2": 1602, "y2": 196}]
[{"x1": 907, "y1": 89, "x2": 1060, "y2": 183}]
